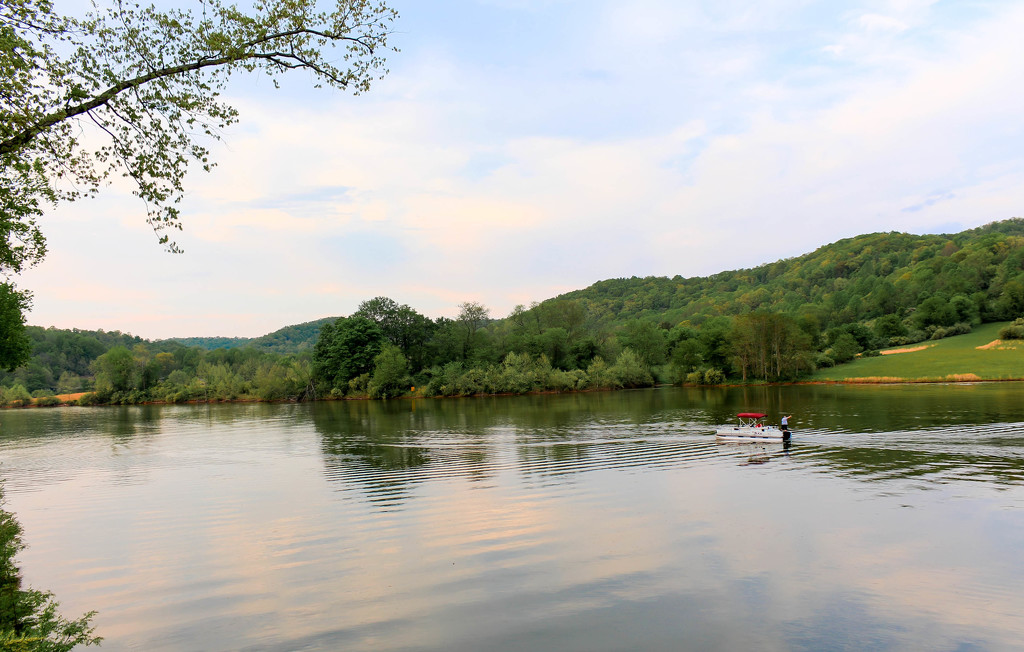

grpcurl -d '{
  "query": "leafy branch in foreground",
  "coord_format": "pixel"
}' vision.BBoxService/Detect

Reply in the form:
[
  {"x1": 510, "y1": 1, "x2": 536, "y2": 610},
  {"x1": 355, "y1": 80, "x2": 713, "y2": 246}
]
[
  {"x1": 1, "y1": 0, "x2": 397, "y2": 265},
  {"x1": 0, "y1": 0, "x2": 398, "y2": 370},
  {"x1": 1, "y1": 485, "x2": 102, "y2": 650}
]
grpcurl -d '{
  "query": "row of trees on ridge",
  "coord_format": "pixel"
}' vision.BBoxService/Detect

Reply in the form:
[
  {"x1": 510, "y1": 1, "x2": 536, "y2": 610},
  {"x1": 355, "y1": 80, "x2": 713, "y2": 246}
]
[{"x1": 2, "y1": 220, "x2": 1024, "y2": 405}]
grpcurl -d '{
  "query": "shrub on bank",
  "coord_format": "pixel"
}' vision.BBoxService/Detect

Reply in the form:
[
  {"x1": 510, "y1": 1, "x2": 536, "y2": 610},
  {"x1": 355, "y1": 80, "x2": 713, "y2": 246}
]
[
  {"x1": 1, "y1": 384, "x2": 32, "y2": 407},
  {"x1": 608, "y1": 348, "x2": 653, "y2": 388},
  {"x1": 928, "y1": 322, "x2": 972, "y2": 341},
  {"x1": 551, "y1": 368, "x2": 589, "y2": 392},
  {"x1": 999, "y1": 318, "x2": 1024, "y2": 340},
  {"x1": 703, "y1": 368, "x2": 725, "y2": 385},
  {"x1": 415, "y1": 354, "x2": 604, "y2": 397},
  {"x1": 368, "y1": 344, "x2": 410, "y2": 399},
  {"x1": 586, "y1": 357, "x2": 616, "y2": 389},
  {"x1": 678, "y1": 367, "x2": 726, "y2": 386}
]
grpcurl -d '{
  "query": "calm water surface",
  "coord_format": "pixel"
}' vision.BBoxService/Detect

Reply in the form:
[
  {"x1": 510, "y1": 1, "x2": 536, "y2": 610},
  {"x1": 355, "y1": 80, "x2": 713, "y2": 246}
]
[{"x1": 3, "y1": 384, "x2": 1024, "y2": 651}]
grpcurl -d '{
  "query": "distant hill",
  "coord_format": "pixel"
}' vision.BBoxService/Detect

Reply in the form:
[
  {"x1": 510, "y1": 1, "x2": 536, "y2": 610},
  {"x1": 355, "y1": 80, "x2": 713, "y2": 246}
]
[
  {"x1": 10, "y1": 218, "x2": 1024, "y2": 395},
  {"x1": 164, "y1": 316, "x2": 338, "y2": 354},
  {"x1": 167, "y1": 335, "x2": 252, "y2": 350},
  {"x1": 245, "y1": 316, "x2": 338, "y2": 353},
  {"x1": 1, "y1": 318, "x2": 340, "y2": 394},
  {"x1": 0, "y1": 326, "x2": 153, "y2": 392},
  {"x1": 547, "y1": 218, "x2": 1024, "y2": 331}
]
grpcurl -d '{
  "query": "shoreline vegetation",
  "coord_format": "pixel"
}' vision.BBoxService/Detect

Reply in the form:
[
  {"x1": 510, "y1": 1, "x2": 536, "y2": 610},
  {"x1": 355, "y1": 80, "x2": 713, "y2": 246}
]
[
  {"x1": 5, "y1": 350, "x2": 1024, "y2": 410},
  {"x1": 9, "y1": 377, "x2": 1024, "y2": 411},
  {"x1": 7, "y1": 330, "x2": 1024, "y2": 411},
  {"x1": 6, "y1": 372, "x2": 1022, "y2": 411},
  {"x1": 4, "y1": 220, "x2": 1024, "y2": 408}
]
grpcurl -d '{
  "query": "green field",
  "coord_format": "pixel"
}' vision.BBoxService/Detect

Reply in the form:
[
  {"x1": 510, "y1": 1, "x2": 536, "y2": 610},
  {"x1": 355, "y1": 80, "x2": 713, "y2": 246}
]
[{"x1": 810, "y1": 322, "x2": 1024, "y2": 382}]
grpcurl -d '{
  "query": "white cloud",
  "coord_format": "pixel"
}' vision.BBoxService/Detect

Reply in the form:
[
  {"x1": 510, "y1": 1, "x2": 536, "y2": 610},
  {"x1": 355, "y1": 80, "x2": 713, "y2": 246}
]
[
  {"x1": 20, "y1": 0, "x2": 1024, "y2": 337},
  {"x1": 857, "y1": 13, "x2": 908, "y2": 32}
]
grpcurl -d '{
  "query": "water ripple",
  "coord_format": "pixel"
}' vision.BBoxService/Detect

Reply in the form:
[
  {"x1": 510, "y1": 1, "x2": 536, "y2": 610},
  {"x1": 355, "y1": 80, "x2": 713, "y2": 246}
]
[{"x1": 3, "y1": 392, "x2": 1024, "y2": 651}]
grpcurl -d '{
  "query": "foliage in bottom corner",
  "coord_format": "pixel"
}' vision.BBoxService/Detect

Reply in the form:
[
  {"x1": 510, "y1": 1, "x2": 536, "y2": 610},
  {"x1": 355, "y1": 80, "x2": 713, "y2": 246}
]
[{"x1": 0, "y1": 488, "x2": 101, "y2": 651}]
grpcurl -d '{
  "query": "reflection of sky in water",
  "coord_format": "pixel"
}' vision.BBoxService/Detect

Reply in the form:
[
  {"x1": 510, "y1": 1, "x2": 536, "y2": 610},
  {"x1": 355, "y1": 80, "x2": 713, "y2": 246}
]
[{"x1": 1, "y1": 386, "x2": 1024, "y2": 650}]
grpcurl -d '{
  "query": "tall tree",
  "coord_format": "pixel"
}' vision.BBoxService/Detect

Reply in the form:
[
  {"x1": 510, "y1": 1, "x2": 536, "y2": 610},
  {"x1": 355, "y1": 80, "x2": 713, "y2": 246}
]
[
  {"x1": 616, "y1": 320, "x2": 667, "y2": 369},
  {"x1": 92, "y1": 345, "x2": 137, "y2": 394},
  {"x1": 456, "y1": 301, "x2": 489, "y2": 361},
  {"x1": 1, "y1": 0, "x2": 398, "y2": 360},
  {"x1": 354, "y1": 296, "x2": 435, "y2": 368},
  {"x1": 355, "y1": 297, "x2": 402, "y2": 335},
  {"x1": 730, "y1": 312, "x2": 813, "y2": 382},
  {"x1": 368, "y1": 343, "x2": 408, "y2": 399},
  {"x1": 313, "y1": 316, "x2": 384, "y2": 390},
  {"x1": 0, "y1": 283, "x2": 31, "y2": 371}
]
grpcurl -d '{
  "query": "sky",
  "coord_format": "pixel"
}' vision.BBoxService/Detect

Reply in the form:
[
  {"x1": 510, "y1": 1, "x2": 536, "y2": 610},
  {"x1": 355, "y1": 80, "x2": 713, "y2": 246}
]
[{"x1": 20, "y1": 0, "x2": 1024, "y2": 339}]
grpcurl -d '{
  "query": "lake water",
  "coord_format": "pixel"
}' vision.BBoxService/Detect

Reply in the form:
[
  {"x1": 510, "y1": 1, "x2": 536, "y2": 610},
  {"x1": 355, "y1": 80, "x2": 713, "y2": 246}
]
[{"x1": 3, "y1": 384, "x2": 1024, "y2": 651}]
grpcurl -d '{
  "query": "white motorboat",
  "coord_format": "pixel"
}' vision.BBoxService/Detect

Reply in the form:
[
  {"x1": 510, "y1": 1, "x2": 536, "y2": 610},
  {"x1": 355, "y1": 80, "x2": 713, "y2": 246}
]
[{"x1": 715, "y1": 412, "x2": 791, "y2": 441}]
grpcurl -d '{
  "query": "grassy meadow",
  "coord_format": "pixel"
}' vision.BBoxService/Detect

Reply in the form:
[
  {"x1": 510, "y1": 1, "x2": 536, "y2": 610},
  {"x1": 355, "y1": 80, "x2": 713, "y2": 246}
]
[{"x1": 810, "y1": 322, "x2": 1024, "y2": 383}]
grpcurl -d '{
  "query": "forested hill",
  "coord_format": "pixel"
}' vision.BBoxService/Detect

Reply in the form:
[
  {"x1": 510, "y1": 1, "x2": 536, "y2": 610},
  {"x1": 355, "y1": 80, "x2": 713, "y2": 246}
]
[
  {"x1": 6, "y1": 218, "x2": 1024, "y2": 399},
  {"x1": 551, "y1": 218, "x2": 1024, "y2": 330},
  {"x1": 166, "y1": 317, "x2": 337, "y2": 353},
  {"x1": 0, "y1": 317, "x2": 339, "y2": 395},
  {"x1": 0, "y1": 327, "x2": 148, "y2": 392},
  {"x1": 168, "y1": 335, "x2": 251, "y2": 350}
]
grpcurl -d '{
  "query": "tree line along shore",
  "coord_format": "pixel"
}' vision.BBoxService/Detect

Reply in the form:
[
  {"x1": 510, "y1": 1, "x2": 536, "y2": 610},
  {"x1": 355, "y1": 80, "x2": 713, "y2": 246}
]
[{"x1": 3, "y1": 219, "x2": 1024, "y2": 407}]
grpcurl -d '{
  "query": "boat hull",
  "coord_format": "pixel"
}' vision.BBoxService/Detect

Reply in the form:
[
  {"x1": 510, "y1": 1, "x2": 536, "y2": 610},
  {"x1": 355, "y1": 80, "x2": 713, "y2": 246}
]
[{"x1": 715, "y1": 426, "x2": 791, "y2": 441}]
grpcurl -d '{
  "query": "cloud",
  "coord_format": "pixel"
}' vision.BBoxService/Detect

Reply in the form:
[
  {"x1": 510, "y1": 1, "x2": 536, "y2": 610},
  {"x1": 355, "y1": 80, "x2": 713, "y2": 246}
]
[
  {"x1": 20, "y1": 0, "x2": 1024, "y2": 337},
  {"x1": 857, "y1": 13, "x2": 909, "y2": 33}
]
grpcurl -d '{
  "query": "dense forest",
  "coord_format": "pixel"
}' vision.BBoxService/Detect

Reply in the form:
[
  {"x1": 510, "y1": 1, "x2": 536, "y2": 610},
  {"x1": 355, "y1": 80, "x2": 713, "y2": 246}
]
[
  {"x1": 168, "y1": 317, "x2": 336, "y2": 354},
  {"x1": 2, "y1": 219, "x2": 1024, "y2": 406},
  {"x1": 558, "y1": 218, "x2": 1024, "y2": 328}
]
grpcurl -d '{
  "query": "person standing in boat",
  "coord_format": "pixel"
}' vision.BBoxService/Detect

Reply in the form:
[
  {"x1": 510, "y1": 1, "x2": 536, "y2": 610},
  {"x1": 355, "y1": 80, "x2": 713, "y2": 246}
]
[{"x1": 780, "y1": 415, "x2": 793, "y2": 442}]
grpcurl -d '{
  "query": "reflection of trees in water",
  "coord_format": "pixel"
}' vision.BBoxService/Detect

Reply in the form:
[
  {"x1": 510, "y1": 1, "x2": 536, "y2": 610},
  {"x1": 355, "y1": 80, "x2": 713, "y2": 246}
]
[
  {"x1": 706, "y1": 385, "x2": 793, "y2": 427},
  {"x1": 314, "y1": 401, "x2": 430, "y2": 465},
  {"x1": 309, "y1": 385, "x2": 1024, "y2": 500},
  {"x1": 168, "y1": 401, "x2": 302, "y2": 429},
  {"x1": 516, "y1": 442, "x2": 591, "y2": 483},
  {"x1": 0, "y1": 403, "x2": 163, "y2": 443},
  {"x1": 322, "y1": 434, "x2": 429, "y2": 472},
  {"x1": 313, "y1": 400, "x2": 451, "y2": 507},
  {"x1": 310, "y1": 393, "x2": 684, "y2": 502},
  {"x1": 712, "y1": 384, "x2": 1024, "y2": 486},
  {"x1": 710, "y1": 383, "x2": 1024, "y2": 432},
  {"x1": 478, "y1": 389, "x2": 710, "y2": 435},
  {"x1": 109, "y1": 404, "x2": 162, "y2": 439}
]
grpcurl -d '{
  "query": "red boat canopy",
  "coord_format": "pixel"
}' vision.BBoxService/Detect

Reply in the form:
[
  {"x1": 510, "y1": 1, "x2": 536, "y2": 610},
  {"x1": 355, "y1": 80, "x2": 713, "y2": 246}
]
[{"x1": 736, "y1": 412, "x2": 766, "y2": 418}]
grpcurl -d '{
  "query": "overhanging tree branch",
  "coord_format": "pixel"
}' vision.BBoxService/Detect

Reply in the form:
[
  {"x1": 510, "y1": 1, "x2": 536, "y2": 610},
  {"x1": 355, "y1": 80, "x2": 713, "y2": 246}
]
[
  {"x1": 0, "y1": 28, "x2": 377, "y2": 157},
  {"x1": 0, "y1": 0, "x2": 398, "y2": 367}
]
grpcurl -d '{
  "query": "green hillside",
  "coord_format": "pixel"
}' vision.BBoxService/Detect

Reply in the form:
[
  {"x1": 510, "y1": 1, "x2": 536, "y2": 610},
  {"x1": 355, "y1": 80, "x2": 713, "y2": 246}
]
[
  {"x1": 166, "y1": 316, "x2": 337, "y2": 354},
  {"x1": 7, "y1": 219, "x2": 1024, "y2": 402},
  {"x1": 167, "y1": 335, "x2": 252, "y2": 350},
  {"x1": 0, "y1": 318, "x2": 336, "y2": 396},
  {"x1": 0, "y1": 326, "x2": 151, "y2": 392},
  {"x1": 811, "y1": 322, "x2": 1024, "y2": 382},
  {"x1": 246, "y1": 317, "x2": 337, "y2": 353},
  {"x1": 551, "y1": 218, "x2": 1024, "y2": 331}
]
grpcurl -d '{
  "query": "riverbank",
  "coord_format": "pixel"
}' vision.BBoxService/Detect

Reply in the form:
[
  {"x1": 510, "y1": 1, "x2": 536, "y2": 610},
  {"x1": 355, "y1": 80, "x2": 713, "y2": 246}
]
[
  {"x1": 5, "y1": 322, "x2": 1020, "y2": 410},
  {"x1": 809, "y1": 322, "x2": 1024, "y2": 383}
]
